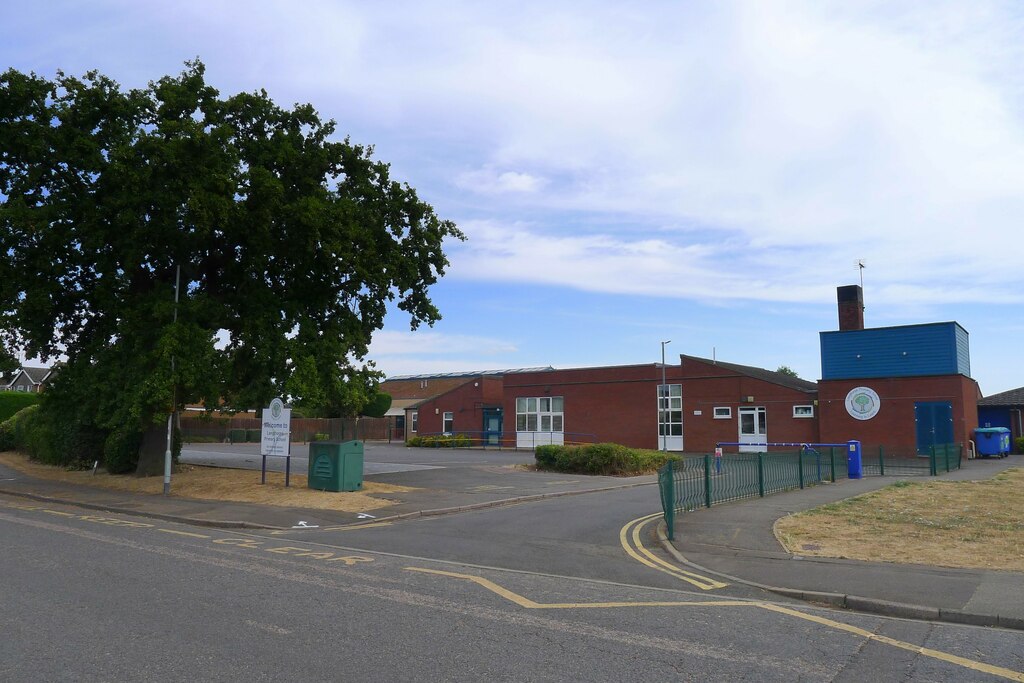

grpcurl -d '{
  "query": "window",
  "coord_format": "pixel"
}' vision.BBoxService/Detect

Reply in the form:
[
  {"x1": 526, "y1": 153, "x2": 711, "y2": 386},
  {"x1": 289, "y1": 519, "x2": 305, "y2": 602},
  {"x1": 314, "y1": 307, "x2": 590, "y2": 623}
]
[
  {"x1": 713, "y1": 406, "x2": 732, "y2": 419},
  {"x1": 442, "y1": 411, "x2": 454, "y2": 433},
  {"x1": 411, "y1": 411, "x2": 418, "y2": 433},
  {"x1": 516, "y1": 396, "x2": 564, "y2": 432},
  {"x1": 658, "y1": 384, "x2": 683, "y2": 436},
  {"x1": 793, "y1": 405, "x2": 814, "y2": 418}
]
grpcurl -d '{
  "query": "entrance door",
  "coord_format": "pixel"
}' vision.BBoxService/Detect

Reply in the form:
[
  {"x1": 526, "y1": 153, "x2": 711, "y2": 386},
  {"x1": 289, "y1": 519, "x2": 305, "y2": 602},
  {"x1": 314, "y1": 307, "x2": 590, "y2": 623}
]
[
  {"x1": 915, "y1": 401, "x2": 953, "y2": 455},
  {"x1": 657, "y1": 384, "x2": 684, "y2": 451},
  {"x1": 738, "y1": 406, "x2": 767, "y2": 452},
  {"x1": 482, "y1": 408, "x2": 503, "y2": 446}
]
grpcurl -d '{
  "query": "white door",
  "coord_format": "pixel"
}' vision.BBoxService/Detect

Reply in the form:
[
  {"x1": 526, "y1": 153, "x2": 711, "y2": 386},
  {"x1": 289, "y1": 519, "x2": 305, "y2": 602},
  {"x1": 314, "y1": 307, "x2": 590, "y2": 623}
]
[
  {"x1": 738, "y1": 406, "x2": 766, "y2": 452},
  {"x1": 658, "y1": 384, "x2": 684, "y2": 451}
]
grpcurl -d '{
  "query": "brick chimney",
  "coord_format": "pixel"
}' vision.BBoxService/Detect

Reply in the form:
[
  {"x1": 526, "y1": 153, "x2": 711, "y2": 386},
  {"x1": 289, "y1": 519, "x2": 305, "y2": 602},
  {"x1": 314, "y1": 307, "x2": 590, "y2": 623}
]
[{"x1": 837, "y1": 285, "x2": 864, "y2": 331}]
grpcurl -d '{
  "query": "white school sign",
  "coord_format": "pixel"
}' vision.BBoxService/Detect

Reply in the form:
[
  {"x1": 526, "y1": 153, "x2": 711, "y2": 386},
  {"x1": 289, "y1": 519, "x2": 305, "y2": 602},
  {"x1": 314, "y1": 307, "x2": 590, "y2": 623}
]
[{"x1": 261, "y1": 398, "x2": 291, "y2": 456}]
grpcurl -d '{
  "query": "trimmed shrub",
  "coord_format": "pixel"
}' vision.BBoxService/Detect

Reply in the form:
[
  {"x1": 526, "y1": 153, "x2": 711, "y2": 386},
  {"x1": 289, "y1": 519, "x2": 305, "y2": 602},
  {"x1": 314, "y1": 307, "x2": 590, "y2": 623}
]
[
  {"x1": 0, "y1": 391, "x2": 41, "y2": 422},
  {"x1": 312, "y1": 432, "x2": 330, "y2": 442},
  {"x1": 228, "y1": 428, "x2": 246, "y2": 443},
  {"x1": 103, "y1": 428, "x2": 143, "y2": 474},
  {"x1": 1015, "y1": 437, "x2": 1024, "y2": 455},
  {"x1": 534, "y1": 442, "x2": 678, "y2": 476},
  {"x1": 405, "y1": 433, "x2": 471, "y2": 448},
  {"x1": 245, "y1": 429, "x2": 261, "y2": 443},
  {"x1": 0, "y1": 418, "x2": 13, "y2": 451}
]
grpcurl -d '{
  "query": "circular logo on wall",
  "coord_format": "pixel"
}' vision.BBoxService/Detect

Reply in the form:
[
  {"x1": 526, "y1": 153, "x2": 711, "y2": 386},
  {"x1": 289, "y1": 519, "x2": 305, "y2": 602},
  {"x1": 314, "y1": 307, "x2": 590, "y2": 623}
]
[
  {"x1": 845, "y1": 387, "x2": 880, "y2": 420},
  {"x1": 270, "y1": 398, "x2": 284, "y2": 420}
]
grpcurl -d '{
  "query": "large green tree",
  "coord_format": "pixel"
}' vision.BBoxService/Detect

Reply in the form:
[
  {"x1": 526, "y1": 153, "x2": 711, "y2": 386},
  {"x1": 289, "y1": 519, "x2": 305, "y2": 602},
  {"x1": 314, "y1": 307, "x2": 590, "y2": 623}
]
[{"x1": 0, "y1": 61, "x2": 462, "y2": 471}]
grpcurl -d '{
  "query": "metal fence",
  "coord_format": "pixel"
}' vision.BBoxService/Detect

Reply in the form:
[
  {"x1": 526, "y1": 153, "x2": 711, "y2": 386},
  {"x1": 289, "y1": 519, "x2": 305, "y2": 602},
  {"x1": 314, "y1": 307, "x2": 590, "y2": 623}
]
[
  {"x1": 659, "y1": 442, "x2": 963, "y2": 540},
  {"x1": 405, "y1": 431, "x2": 598, "y2": 450},
  {"x1": 179, "y1": 416, "x2": 397, "y2": 444}
]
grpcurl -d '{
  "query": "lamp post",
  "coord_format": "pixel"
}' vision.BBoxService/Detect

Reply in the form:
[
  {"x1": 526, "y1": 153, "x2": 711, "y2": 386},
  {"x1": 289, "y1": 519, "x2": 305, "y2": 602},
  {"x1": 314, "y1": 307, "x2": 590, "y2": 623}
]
[
  {"x1": 660, "y1": 339, "x2": 671, "y2": 452},
  {"x1": 164, "y1": 264, "x2": 180, "y2": 495}
]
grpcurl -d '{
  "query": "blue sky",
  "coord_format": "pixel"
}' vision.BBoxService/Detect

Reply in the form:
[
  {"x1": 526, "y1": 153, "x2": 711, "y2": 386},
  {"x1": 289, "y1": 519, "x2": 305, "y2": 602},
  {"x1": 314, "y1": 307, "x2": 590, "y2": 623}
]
[{"x1": 4, "y1": 1, "x2": 1023, "y2": 394}]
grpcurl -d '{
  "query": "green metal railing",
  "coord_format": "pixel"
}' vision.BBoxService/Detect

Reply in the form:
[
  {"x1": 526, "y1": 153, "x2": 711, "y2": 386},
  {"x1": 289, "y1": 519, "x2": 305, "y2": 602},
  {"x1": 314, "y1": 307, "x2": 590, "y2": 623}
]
[
  {"x1": 660, "y1": 442, "x2": 962, "y2": 540},
  {"x1": 861, "y1": 443, "x2": 963, "y2": 476}
]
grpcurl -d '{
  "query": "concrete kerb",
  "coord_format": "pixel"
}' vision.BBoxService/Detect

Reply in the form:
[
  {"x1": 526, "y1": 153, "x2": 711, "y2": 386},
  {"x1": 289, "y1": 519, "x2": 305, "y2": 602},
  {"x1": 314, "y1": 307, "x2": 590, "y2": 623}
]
[
  {"x1": 0, "y1": 478, "x2": 656, "y2": 532},
  {"x1": 0, "y1": 487, "x2": 281, "y2": 530},
  {"x1": 654, "y1": 520, "x2": 1022, "y2": 632}
]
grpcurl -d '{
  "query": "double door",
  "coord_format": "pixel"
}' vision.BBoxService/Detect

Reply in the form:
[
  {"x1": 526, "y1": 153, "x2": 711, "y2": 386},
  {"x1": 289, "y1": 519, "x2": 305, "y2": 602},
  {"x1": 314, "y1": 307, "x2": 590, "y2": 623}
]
[{"x1": 738, "y1": 406, "x2": 766, "y2": 452}]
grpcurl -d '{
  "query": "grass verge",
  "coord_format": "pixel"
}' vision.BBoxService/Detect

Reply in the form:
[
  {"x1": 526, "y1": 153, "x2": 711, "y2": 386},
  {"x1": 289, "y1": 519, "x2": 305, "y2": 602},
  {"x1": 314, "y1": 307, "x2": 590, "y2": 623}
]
[
  {"x1": 774, "y1": 468, "x2": 1024, "y2": 571},
  {"x1": 0, "y1": 451, "x2": 416, "y2": 513}
]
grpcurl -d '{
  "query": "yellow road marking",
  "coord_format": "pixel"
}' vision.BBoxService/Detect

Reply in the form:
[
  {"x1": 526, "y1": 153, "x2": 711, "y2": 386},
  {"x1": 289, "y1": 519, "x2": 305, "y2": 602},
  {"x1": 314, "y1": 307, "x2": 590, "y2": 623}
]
[
  {"x1": 758, "y1": 603, "x2": 1024, "y2": 682},
  {"x1": 406, "y1": 567, "x2": 751, "y2": 610},
  {"x1": 619, "y1": 513, "x2": 727, "y2": 590},
  {"x1": 157, "y1": 529, "x2": 211, "y2": 539},
  {"x1": 41, "y1": 509, "x2": 75, "y2": 517},
  {"x1": 411, "y1": 567, "x2": 1024, "y2": 681},
  {"x1": 630, "y1": 516, "x2": 728, "y2": 589}
]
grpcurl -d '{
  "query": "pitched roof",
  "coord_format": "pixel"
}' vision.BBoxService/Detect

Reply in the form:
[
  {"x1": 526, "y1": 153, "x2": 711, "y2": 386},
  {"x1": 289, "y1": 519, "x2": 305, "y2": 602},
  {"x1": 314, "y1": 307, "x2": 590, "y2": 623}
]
[
  {"x1": 681, "y1": 355, "x2": 818, "y2": 393},
  {"x1": 8, "y1": 366, "x2": 50, "y2": 386},
  {"x1": 978, "y1": 386, "x2": 1024, "y2": 407},
  {"x1": 386, "y1": 367, "x2": 554, "y2": 381}
]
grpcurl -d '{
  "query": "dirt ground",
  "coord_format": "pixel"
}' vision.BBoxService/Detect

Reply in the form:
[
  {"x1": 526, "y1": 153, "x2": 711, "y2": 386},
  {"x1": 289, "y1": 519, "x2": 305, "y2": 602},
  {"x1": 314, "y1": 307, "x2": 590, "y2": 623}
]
[
  {"x1": 0, "y1": 451, "x2": 417, "y2": 513},
  {"x1": 774, "y1": 468, "x2": 1024, "y2": 571}
]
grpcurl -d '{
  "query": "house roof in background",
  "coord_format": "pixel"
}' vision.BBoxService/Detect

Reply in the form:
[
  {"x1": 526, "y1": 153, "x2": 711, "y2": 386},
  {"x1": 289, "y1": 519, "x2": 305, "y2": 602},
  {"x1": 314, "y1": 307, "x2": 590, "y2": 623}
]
[
  {"x1": 7, "y1": 366, "x2": 50, "y2": 386},
  {"x1": 978, "y1": 386, "x2": 1024, "y2": 407}
]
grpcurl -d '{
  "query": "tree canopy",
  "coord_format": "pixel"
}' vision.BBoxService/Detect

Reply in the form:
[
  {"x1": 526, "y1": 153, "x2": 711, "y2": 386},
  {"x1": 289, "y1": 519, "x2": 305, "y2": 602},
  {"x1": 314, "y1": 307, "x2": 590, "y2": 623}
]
[
  {"x1": 0, "y1": 61, "x2": 462, "y2": 469},
  {"x1": 775, "y1": 365, "x2": 800, "y2": 378}
]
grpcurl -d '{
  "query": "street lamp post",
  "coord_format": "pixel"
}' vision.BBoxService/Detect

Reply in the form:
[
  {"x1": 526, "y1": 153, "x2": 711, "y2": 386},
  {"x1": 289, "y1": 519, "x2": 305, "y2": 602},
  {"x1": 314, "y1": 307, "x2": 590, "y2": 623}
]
[
  {"x1": 660, "y1": 340, "x2": 671, "y2": 452},
  {"x1": 164, "y1": 264, "x2": 180, "y2": 495}
]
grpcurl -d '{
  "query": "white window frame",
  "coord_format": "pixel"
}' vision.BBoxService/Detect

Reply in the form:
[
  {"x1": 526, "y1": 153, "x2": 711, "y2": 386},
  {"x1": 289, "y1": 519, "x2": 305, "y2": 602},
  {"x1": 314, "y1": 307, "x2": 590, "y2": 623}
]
[
  {"x1": 515, "y1": 395, "x2": 564, "y2": 447},
  {"x1": 410, "y1": 411, "x2": 418, "y2": 433},
  {"x1": 658, "y1": 384, "x2": 683, "y2": 437},
  {"x1": 713, "y1": 406, "x2": 732, "y2": 419},
  {"x1": 442, "y1": 411, "x2": 454, "y2": 433},
  {"x1": 793, "y1": 405, "x2": 814, "y2": 418}
]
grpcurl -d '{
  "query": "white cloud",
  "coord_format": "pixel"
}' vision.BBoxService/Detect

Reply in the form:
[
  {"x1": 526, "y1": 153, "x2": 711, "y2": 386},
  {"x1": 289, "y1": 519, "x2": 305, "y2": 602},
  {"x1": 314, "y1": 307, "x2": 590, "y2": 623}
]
[
  {"x1": 455, "y1": 168, "x2": 546, "y2": 194},
  {"x1": 370, "y1": 330, "x2": 518, "y2": 356}
]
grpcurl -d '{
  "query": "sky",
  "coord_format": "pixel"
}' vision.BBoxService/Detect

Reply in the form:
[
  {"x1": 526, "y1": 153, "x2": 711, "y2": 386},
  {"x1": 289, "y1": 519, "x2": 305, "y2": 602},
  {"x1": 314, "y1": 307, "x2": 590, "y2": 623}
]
[{"x1": 3, "y1": 1, "x2": 1023, "y2": 394}]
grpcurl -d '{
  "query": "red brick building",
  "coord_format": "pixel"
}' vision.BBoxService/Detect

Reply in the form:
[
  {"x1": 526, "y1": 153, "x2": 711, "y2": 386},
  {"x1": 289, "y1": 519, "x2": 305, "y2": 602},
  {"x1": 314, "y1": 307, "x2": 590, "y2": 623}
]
[{"x1": 381, "y1": 285, "x2": 980, "y2": 455}]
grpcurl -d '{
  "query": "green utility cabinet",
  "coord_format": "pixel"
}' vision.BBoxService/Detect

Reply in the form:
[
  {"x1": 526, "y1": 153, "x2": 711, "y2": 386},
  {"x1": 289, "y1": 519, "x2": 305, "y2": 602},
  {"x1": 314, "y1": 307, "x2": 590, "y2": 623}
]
[{"x1": 307, "y1": 440, "x2": 364, "y2": 492}]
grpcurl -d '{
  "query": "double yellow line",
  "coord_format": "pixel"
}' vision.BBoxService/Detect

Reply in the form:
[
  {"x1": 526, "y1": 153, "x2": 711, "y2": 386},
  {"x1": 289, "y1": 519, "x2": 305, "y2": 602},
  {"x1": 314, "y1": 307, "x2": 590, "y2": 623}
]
[{"x1": 619, "y1": 513, "x2": 727, "y2": 590}]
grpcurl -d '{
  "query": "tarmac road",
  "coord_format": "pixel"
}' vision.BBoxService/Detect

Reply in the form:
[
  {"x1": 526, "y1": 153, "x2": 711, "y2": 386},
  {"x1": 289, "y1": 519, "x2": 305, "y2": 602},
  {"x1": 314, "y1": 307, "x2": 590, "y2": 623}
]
[{"x1": 4, "y1": 495, "x2": 1024, "y2": 682}]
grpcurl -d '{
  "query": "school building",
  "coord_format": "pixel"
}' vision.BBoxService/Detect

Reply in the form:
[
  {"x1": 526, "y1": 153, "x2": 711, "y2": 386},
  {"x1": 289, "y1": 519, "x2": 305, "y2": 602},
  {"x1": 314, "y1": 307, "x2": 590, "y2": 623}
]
[{"x1": 381, "y1": 286, "x2": 981, "y2": 455}]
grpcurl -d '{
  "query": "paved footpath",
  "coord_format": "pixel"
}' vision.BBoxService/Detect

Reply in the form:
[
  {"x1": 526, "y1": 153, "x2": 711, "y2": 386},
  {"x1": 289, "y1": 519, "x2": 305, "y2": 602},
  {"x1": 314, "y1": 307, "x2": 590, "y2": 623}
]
[{"x1": 666, "y1": 454, "x2": 1024, "y2": 630}]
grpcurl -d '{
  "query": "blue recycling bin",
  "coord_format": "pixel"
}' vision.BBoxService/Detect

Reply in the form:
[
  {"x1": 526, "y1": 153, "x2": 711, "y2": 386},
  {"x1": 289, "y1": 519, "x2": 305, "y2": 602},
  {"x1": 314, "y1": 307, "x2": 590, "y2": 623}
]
[
  {"x1": 847, "y1": 440, "x2": 863, "y2": 479},
  {"x1": 974, "y1": 427, "x2": 1010, "y2": 458}
]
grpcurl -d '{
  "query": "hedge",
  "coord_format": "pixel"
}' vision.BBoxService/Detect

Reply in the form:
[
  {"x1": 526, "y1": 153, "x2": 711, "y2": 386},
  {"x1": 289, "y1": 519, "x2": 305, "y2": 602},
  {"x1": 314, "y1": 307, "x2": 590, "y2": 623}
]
[
  {"x1": 406, "y1": 433, "x2": 472, "y2": 448},
  {"x1": 534, "y1": 442, "x2": 679, "y2": 476},
  {"x1": 0, "y1": 391, "x2": 41, "y2": 422}
]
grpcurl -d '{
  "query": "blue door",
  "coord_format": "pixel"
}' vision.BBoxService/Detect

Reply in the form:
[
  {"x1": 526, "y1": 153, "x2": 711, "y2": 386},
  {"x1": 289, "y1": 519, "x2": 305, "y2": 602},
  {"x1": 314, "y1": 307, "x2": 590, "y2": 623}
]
[
  {"x1": 914, "y1": 401, "x2": 953, "y2": 455},
  {"x1": 482, "y1": 408, "x2": 503, "y2": 446}
]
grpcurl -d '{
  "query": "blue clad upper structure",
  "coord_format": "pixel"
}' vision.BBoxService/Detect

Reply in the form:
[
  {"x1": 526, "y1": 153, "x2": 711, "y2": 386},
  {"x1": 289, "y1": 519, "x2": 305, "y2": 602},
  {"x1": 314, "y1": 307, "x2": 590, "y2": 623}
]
[{"x1": 820, "y1": 321, "x2": 970, "y2": 380}]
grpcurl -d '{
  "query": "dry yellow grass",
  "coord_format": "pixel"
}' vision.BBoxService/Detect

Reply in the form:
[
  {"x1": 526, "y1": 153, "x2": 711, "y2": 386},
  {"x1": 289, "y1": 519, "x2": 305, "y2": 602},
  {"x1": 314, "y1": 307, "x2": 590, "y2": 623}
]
[
  {"x1": 774, "y1": 468, "x2": 1024, "y2": 571},
  {"x1": 0, "y1": 451, "x2": 417, "y2": 513}
]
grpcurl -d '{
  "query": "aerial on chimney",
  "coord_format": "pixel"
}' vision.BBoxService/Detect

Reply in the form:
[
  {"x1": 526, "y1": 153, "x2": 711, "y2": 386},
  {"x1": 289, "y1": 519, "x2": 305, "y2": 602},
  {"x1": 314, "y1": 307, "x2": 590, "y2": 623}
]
[{"x1": 837, "y1": 285, "x2": 864, "y2": 331}]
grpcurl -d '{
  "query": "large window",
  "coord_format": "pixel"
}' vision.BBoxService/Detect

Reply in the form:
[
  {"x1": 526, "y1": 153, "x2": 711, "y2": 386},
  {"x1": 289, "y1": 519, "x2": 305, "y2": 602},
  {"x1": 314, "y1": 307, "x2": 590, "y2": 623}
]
[
  {"x1": 516, "y1": 396, "x2": 564, "y2": 433},
  {"x1": 658, "y1": 384, "x2": 682, "y2": 437},
  {"x1": 442, "y1": 411, "x2": 454, "y2": 433}
]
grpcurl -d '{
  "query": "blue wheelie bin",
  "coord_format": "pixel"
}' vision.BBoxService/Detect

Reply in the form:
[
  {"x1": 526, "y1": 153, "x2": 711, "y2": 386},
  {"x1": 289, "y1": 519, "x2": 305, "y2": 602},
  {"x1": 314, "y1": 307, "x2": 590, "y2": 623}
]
[{"x1": 974, "y1": 427, "x2": 1011, "y2": 458}]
